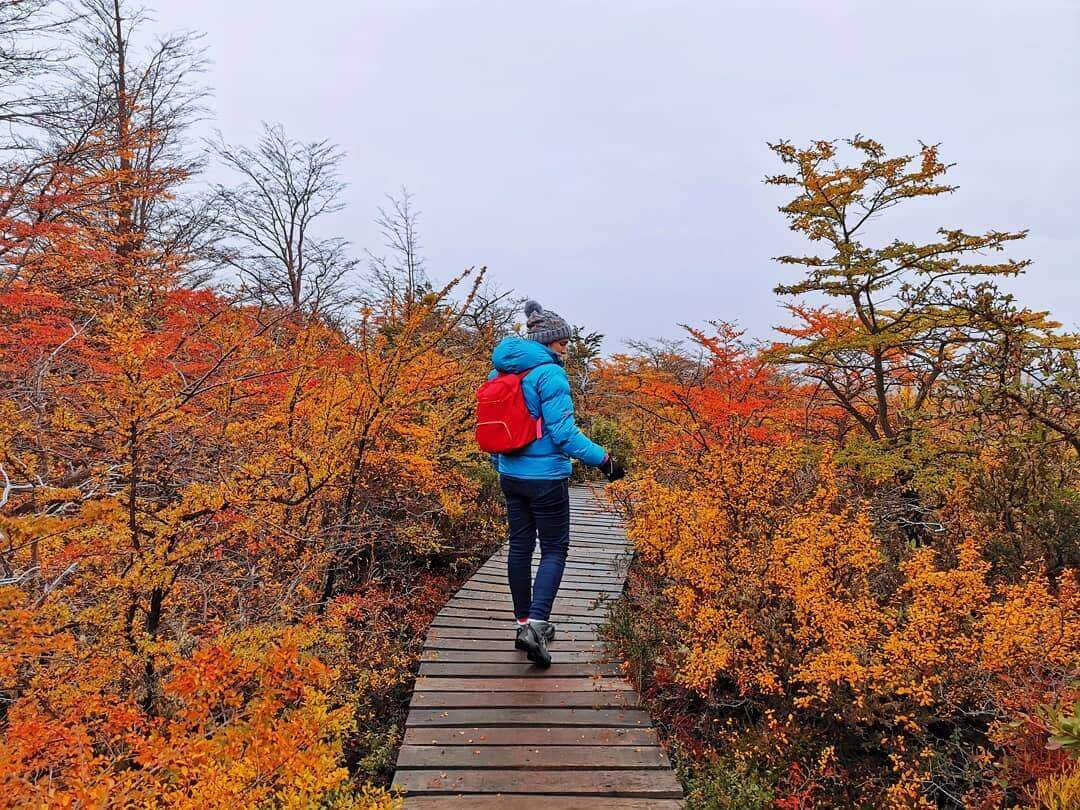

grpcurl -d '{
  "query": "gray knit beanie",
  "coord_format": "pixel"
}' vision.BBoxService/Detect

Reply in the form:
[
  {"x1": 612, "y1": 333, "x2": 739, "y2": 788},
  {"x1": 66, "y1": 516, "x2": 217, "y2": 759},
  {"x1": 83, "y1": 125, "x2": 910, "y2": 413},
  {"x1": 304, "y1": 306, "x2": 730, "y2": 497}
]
[{"x1": 524, "y1": 300, "x2": 572, "y2": 345}]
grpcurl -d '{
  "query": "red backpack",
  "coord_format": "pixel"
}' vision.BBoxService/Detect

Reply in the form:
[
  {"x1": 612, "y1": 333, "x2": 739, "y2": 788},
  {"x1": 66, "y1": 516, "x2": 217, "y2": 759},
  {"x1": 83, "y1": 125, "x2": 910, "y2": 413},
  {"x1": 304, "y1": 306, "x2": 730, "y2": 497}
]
[{"x1": 475, "y1": 371, "x2": 542, "y2": 453}]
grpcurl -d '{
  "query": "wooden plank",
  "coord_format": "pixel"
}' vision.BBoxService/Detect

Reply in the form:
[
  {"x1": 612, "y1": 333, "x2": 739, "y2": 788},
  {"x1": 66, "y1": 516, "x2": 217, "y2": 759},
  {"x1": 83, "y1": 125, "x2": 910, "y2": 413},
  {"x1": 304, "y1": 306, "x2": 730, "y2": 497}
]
[
  {"x1": 486, "y1": 555, "x2": 626, "y2": 570},
  {"x1": 478, "y1": 566, "x2": 626, "y2": 581},
  {"x1": 432, "y1": 617, "x2": 606, "y2": 633},
  {"x1": 473, "y1": 569, "x2": 625, "y2": 583},
  {"x1": 551, "y1": 571, "x2": 627, "y2": 581},
  {"x1": 459, "y1": 578, "x2": 617, "y2": 592},
  {"x1": 458, "y1": 583, "x2": 618, "y2": 600},
  {"x1": 451, "y1": 589, "x2": 609, "y2": 602},
  {"x1": 406, "y1": 708, "x2": 653, "y2": 727},
  {"x1": 469, "y1": 572, "x2": 625, "y2": 588},
  {"x1": 567, "y1": 547, "x2": 628, "y2": 555},
  {"x1": 442, "y1": 606, "x2": 609, "y2": 620},
  {"x1": 448, "y1": 604, "x2": 610, "y2": 618},
  {"x1": 403, "y1": 726, "x2": 659, "y2": 747},
  {"x1": 396, "y1": 744, "x2": 669, "y2": 770},
  {"x1": 427, "y1": 626, "x2": 601, "y2": 642},
  {"x1": 480, "y1": 564, "x2": 628, "y2": 578},
  {"x1": 479, "y1": 556, "x2": 627, "y2": 569},
  {"x1": 410, "y1": 691, "x2": 639, "y2": 709},
  {"x1": 439, "y1": 606, "x2": 607, "y2": 623},
  {"x1": 394, "y1": 769, "x2": 683, "y2": 798},
  {"x1": 485, "y1": 550, "x2": 627, "y2": 563},
  {"x1": 466, "y1": 580, "x2": 622, "y2": 595},
  {"x1": 430, "y1": 618, "x2": 602, "y2": 633},
  {"x1": 424, "y1": 637, "x2": 607, "y2": 652},
  {"x1": 436, "y1": 613, "x2": 609, "y2": 630},
  {"x1": 469, "y1": 579, "x2": 622, "y2": 593},
  {"x1": 469, "y1": 568, "x2": 624, "y2": 581},
  {"x1": 465, "y1": 585, "x2": 620, "y2": 598},
  {"x1": 449, "y1": 594, "x2": 608, "y2": 611},
  {"x1": 477, "y1": 590, "x2": 616, "y2": 603},
  {"x1": 428, "y1": 625, "x2": 602, "y2": 640},
  {"x1": 444, "y1": 589, "x2": 597, "y2": 605},
  {"x1": 416, "y1": 673, "x2": 630, "y2": 691},
  {"x1": 428, "y1": 626, "x2": 530, "y2": 641},
  {"x1": 419, "y1": 662, "x2": 621, "y2": 678},
  {"x1": 569, "y1": 549, "x2": 625, "y2": 557},
  {"x1": 421, "y1": 649, "x2": 613, "y2": 663},
  {"x1": 404, "y1": 797, "x2": 682, "y2": 809}
]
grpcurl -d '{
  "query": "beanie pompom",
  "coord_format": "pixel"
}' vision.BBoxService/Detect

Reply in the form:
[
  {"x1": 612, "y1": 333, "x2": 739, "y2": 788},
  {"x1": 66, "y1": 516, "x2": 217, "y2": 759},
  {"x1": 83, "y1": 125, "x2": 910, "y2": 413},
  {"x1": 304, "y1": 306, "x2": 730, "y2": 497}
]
[{"x1": 524, "y1": 299, "x2": 543, "y2": 318}]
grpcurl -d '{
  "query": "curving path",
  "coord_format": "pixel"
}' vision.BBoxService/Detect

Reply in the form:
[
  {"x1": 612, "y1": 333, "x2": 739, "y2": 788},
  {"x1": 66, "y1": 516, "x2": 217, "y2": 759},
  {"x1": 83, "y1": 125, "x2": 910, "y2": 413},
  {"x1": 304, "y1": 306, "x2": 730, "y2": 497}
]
[{"x1": 391, "y1": 484, "x2": 684, "y2": 808}]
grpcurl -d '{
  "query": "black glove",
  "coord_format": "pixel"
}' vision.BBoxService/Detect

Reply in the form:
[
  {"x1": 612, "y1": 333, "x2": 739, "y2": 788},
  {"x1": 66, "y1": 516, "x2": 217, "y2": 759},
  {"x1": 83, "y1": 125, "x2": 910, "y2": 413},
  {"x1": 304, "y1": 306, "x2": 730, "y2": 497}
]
[{"x1": 599, "y1": 455, "x2": 625, "y2": 482}]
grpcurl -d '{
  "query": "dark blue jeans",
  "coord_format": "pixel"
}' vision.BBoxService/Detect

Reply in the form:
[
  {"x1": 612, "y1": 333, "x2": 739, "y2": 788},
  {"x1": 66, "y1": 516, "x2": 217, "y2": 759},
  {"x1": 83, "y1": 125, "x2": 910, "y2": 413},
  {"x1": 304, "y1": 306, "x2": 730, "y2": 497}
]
[{"x1": 500, "y1": 475, "x2": 570, "y2": 621}]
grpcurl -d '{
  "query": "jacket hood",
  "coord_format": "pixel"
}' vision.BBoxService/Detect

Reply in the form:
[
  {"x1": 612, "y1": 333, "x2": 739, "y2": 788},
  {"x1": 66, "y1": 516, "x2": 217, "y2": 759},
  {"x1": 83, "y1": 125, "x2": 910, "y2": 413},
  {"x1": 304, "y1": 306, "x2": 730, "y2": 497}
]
[{"x1": 491, "y1": 335, "x2": 558, "y2": 373}]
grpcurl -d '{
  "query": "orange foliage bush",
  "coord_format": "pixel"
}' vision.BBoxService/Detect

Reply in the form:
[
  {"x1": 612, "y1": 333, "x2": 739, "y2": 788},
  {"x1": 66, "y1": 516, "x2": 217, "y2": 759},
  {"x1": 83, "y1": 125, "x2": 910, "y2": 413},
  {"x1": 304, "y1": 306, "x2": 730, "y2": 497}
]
[
  {"x1": 0, "y1": 130, "x2": 499, "y2": 804},
  {"x1": 599, "y1": 318, "x2": 1079, "y2": 806}
]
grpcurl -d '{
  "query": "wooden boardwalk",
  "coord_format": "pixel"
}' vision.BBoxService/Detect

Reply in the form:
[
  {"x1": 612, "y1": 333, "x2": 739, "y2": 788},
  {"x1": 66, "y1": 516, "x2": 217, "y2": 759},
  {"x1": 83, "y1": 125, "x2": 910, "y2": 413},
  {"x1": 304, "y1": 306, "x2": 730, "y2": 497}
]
[{"x1": 392, "y1": 484, "x2": 684, "y2": 808}]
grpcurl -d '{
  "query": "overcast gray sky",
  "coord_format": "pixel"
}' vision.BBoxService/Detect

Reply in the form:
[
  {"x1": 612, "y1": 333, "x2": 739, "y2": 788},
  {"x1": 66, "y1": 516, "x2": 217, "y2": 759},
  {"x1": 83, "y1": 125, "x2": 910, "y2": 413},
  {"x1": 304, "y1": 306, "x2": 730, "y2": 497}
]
[{"x1": 153, "y1": 1, "x2": 1079, "y2": 348}]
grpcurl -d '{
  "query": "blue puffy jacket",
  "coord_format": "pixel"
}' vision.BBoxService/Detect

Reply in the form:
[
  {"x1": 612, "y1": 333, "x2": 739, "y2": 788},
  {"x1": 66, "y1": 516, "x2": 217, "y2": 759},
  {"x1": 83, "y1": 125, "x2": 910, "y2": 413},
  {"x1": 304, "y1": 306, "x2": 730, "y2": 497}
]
[{"x1": 488, "y1": 336, "x2": 606, "y2": 480}]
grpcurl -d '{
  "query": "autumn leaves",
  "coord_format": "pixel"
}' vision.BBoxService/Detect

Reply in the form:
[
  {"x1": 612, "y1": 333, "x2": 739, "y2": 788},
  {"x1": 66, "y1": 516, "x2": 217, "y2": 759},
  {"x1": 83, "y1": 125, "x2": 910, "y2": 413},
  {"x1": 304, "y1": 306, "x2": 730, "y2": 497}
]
[{"x1": 594, "y1": 139, "x2": 1078, "y2": 806}]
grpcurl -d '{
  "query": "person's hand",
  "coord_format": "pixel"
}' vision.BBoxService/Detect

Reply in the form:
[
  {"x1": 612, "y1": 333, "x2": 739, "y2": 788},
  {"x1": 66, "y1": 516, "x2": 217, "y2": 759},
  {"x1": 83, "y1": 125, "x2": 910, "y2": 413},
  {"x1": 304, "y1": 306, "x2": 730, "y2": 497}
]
[{"x1": 599, "y1": 455, "x2": 625, "y2": 482}]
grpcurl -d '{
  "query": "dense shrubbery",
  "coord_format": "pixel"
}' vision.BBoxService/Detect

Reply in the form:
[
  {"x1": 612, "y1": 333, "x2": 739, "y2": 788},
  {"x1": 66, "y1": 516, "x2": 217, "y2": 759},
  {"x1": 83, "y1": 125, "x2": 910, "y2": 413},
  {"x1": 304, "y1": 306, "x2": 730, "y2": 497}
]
[
  {"x1": 0, "y1": 2, "x2": 504, "y2": 805},
  {"x1": 0, "y1": 217, "x2": 503, "y2": 804},
  {"x1": 595, "y1": 140, "x2": 1079, "y2": 807}
]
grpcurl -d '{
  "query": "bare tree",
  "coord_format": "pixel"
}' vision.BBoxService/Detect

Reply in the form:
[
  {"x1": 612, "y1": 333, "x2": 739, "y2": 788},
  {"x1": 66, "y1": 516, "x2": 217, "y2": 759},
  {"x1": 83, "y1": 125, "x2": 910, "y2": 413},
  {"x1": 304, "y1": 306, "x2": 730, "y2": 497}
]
[
  {"x1": 0, "y1": 0, "x2": 213, "y2": 298},
  {"x1": 212, "y1": 123, "x2": 357, "y2": 318},
  {"x1": 365, "y1": 188, "x2": 428, "y2": 317},
  {"x1": 363, "y1": 188, "x2": 514, "y2": 343},
  {"x1": 41, "y1": 0, "x2": 213, "y2": 285},
  {"x1": 460, "y1": 278, "x2": 518, "y2": 339},
  {"x1": 0, "y1": 0, "x2": 72, "y2": 132}
]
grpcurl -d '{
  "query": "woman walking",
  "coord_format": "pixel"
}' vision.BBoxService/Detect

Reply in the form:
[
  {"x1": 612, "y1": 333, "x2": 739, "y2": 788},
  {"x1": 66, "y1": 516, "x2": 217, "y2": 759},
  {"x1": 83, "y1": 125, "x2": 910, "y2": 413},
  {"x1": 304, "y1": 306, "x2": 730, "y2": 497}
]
[{"x1": 483, "y1": 300, "x2": 624, "y2": 667}]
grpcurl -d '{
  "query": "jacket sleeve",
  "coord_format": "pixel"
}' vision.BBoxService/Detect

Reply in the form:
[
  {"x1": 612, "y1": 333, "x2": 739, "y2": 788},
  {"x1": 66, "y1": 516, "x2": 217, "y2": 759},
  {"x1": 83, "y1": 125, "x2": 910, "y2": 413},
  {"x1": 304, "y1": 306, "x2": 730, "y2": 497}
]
[{"x1": 536, "y1": 366, "x2": 607, "y2": 466}]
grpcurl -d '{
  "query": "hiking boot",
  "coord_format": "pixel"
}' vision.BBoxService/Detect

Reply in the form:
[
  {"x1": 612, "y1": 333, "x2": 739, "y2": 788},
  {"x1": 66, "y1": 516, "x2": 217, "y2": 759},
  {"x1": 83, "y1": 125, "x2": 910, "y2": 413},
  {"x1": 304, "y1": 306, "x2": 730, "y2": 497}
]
[
  {"x1": 534, "y1": 620, "x2": 556, "y2": 643},
  {"x1": 514, "y1": 623, "x2": 551, "y2": 668},
  {"x1": 514, "y1": 620, "x2": 556, "y2": 648}
]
